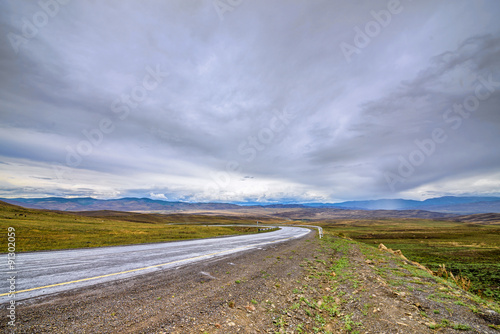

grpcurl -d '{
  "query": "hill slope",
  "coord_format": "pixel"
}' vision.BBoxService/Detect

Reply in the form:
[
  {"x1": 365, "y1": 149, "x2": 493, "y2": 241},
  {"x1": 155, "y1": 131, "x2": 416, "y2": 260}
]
[
  {"x1": 3, "y1": 195, "x2": 500, "y2": 214},
  {"x1": 0, "y1": 197, "x2": 241, "y2": 212},
  {"x1": 329, "y1": 196, "x2": 500, "y2": 214},
  {"x1": 0, "y1": 201, "x2": 262, "y2": 252}
]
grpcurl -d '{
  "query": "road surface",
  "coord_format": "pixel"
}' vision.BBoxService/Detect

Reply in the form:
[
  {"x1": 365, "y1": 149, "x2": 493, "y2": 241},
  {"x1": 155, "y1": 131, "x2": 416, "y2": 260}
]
[{"x1": 0, "y1": 226, "x2": 310, "y2": 303}]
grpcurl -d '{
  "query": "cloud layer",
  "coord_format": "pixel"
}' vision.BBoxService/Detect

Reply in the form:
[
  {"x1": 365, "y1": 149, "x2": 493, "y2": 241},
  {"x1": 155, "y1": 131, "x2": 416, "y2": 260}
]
[{"x1": 1, "y1": 0, "x2": 500, "y2": 202}]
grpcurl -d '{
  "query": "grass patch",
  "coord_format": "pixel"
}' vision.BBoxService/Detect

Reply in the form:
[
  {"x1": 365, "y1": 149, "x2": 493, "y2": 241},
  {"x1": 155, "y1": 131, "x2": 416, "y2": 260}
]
[
  {"x1": 0, "y1": 203, "x2": 262, "y2": 252},
  {"x1": 310, "y1": 218, "x2": 500, "y2": 301}
]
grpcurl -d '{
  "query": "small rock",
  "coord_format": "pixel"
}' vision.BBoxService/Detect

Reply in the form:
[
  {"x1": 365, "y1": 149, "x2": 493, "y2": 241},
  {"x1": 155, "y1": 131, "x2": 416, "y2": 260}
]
[
  {"x1": 228, "y1": 321, "x2": 236, "y2": 327},
  {"x1": 378, "y1": 244, "x2": 388, "y2": 251},
  {"x1": 246, "y1": 304, "x2": 256, "y2": 312}
]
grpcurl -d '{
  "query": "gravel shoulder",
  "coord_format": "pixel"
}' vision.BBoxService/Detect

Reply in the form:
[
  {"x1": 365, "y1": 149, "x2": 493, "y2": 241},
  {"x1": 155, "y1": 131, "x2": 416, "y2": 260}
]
[{"x1": 2, "y1": 232, "x2": 499, "y2": 333}]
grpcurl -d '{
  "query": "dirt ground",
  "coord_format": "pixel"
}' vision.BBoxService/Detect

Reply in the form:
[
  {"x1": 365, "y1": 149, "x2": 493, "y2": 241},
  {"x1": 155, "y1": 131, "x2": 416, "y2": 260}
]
[{"x1": 2, "y1": 232, "x2": 499, "y2": 333}]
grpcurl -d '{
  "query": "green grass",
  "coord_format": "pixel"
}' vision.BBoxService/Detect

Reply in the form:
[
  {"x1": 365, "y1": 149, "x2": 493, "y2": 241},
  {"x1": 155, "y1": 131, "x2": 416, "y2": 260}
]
[
  {"x1": 310, "y1": 218, "x2": 500, "y2": 302},
  {"x1": 0, "y1": 203, "x2": 261, "y2": 252}
]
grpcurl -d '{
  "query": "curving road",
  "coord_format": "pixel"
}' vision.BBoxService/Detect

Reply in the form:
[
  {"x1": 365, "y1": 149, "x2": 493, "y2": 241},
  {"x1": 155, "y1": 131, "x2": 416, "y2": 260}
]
[{"x1": 0, "y1": 226, "x2": 310, "y2": 303}]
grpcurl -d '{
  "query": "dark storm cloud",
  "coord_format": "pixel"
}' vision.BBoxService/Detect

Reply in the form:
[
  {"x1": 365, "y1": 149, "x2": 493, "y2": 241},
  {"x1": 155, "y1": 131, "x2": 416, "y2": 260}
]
[
  {"x1": 1, "y1": 0, "x2": 499, "y2": 201},
  {"x1": 357, "y1": 34, "x2": 500, "y2": 195}
]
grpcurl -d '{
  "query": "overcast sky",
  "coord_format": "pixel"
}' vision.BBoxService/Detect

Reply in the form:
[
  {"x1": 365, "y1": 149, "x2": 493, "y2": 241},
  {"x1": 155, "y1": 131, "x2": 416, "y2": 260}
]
[{"x1": 1, "y1": 0, "x2": 499, "y2": 203}]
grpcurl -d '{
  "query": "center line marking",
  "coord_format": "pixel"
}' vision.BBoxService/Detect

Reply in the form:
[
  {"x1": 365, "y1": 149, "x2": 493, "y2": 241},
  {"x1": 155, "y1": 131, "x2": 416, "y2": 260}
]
[{"x1": 1, "y1": 234, "x2": 301, "y2": 297}]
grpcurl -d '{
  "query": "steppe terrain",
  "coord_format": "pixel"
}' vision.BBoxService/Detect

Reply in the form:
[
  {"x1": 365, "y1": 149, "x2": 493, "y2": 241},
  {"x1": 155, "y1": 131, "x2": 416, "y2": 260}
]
[{"x1": 1, "y1": 201, "x2": 499, "y2": 333}]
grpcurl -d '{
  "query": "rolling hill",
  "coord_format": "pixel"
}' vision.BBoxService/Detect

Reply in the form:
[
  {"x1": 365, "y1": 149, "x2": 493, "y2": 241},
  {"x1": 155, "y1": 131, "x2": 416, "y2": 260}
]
[
  {"x1": 310, "y1": 196, "x2": 500, "y2": 214},
  {"x1": 2, "y1": 195, "x2": 500, "y2": 214}
]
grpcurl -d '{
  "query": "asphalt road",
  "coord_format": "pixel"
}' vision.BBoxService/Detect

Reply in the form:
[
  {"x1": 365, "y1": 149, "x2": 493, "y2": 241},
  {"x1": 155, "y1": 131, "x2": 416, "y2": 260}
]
[{"x1": 0, "y1": 226, "x2": 310, "y2": 303}]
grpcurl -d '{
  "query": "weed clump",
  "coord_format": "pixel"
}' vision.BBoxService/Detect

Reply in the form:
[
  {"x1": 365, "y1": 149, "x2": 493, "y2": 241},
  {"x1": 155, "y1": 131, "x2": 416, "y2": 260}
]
[{"x1": 435, "y1": 264, "x2": 472, "y2": 291}]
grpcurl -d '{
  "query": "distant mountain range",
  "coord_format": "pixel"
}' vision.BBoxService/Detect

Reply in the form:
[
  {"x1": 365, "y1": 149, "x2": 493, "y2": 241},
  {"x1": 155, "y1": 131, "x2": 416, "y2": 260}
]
[
  {"x1": 1, "y1": 195, "x2": 499, "y2": 214},
  {"x1": 0, "y1": 197, "x2": 241, "y2": 212},
  {"x1": 308, "y1": 196, "x2": 500, "y2": 214}
]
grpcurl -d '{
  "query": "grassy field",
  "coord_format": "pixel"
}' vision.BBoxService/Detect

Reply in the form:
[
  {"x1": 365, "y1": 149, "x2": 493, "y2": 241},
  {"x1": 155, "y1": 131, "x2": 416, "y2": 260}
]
[
  {"x1": 0, "y1": 202, "x2": 263, "y2": 253},
  {"x1": 305, "y1": 218, "x2": 500, "y2": 302}
]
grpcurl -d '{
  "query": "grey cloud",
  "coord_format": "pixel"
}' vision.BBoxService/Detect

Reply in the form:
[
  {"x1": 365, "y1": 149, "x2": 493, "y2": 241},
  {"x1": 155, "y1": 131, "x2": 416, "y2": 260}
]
[{"x1": 1, "y1": 1, "x2": 500, "y2": 201}]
